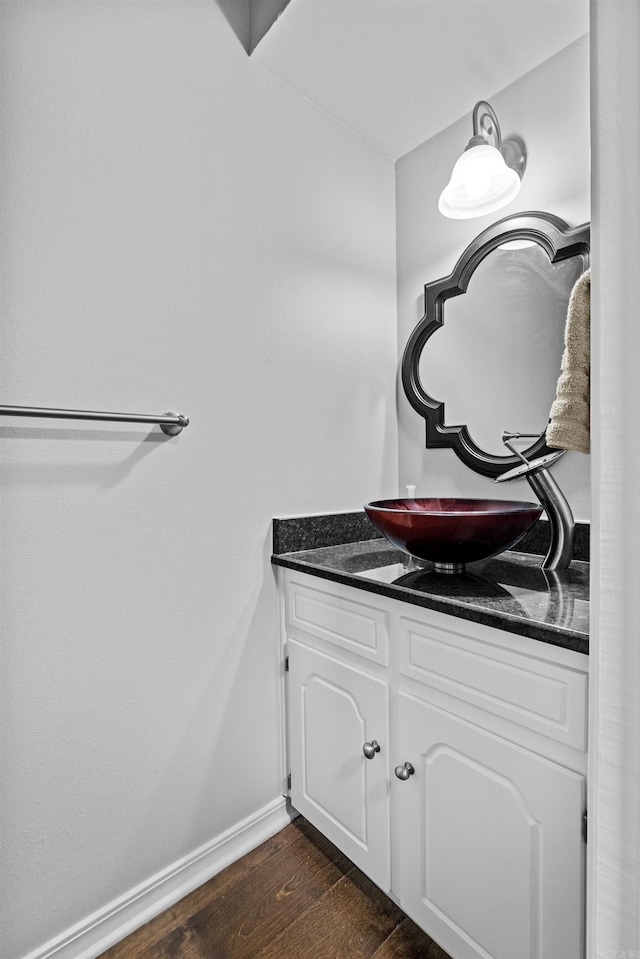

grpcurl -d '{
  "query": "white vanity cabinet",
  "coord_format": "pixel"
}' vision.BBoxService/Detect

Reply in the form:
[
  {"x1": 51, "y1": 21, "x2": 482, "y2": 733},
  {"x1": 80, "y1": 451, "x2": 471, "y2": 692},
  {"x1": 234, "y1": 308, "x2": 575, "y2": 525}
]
[{"x1": 280, "y1": 569, "x2": 589, "y2": 959}]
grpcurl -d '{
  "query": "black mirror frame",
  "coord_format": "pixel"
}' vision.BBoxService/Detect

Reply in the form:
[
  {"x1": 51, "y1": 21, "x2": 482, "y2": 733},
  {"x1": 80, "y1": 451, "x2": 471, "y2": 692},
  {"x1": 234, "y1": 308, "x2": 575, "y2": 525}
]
[{"x1": 401, "y1": 211, "x2": 590, "y2": 478}]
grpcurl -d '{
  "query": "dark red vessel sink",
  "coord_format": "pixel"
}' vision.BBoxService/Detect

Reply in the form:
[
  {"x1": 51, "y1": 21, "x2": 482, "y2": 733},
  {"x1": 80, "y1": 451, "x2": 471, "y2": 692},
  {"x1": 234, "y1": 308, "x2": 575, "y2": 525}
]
[{"x1": 364, "y1": 498, "x2": 543, "y2": 573}]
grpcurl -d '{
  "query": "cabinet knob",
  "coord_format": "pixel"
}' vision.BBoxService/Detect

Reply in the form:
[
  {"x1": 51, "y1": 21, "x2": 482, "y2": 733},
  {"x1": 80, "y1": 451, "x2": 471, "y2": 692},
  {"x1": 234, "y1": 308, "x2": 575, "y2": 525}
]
[
  {"x1": 394, "y1": 762, "x2": 415, "y2": 781},
  {"x1": 363, "y1": 740, "x2": 381, "y2": 760}
]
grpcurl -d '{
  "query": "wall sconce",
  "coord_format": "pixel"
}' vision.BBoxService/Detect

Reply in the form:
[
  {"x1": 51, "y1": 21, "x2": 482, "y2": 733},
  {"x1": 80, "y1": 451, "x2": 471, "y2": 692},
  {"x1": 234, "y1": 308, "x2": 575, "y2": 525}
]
[{"x1": 438, "y1": 100, "x2": 526, "y2": 219}]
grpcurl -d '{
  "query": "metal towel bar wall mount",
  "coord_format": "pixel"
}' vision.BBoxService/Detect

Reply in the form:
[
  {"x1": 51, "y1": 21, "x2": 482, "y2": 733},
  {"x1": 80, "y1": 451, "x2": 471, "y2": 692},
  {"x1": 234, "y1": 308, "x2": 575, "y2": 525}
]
[{"x1": 0, "y1": 405, "x2": 189, "y2": 436}]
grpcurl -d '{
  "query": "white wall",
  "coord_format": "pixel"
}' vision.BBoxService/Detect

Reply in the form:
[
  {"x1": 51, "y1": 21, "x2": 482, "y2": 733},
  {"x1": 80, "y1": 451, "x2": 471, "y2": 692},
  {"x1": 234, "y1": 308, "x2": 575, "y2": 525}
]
[
  {"x1": 0, "y1": 3, "x2": 397, "y2": 957},
  {"x1": 396, "y1": 37, "x2": 591, "y2": 520}
]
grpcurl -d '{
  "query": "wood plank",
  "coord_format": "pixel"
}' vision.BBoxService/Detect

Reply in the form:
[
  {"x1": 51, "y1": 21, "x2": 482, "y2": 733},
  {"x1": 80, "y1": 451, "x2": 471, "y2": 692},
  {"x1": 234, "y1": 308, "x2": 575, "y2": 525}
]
[
  {"x1": 99, "y1": 818, "x2": 340, "y2": 959},
  {"x1": 130, "y1": 924, "x2": 211, "y2": 959},
  {"x1": 182, "y1": 824, "x2": 355, "y2": 959},
  {"x1": 106, "y1": 819, "x2": 353, "y2": 959},
  {"x1": 98, "y1": 818, "x2": 453, "y2": 959},
  {"x1": 253, "y1": 867, "x2": 405, "y2": 959},
  {"x1": 371, "y1": 917, "x2": 452, "y2": 959}
]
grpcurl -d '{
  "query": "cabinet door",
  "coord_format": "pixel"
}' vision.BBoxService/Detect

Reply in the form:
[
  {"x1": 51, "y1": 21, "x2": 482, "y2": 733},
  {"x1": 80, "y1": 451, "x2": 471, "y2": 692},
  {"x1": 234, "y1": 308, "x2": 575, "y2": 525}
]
[
  {"x1": 394, "y1": 692, "x2": 585, "y2": 959},
  {"x1": 288, "y1": 640, "x2": 391, "y2": 891}
]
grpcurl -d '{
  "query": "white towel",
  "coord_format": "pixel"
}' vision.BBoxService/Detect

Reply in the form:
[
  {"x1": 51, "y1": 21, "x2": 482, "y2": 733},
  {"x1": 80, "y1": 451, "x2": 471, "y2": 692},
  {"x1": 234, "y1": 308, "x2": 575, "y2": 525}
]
[{"x1": 546, "y1": 269, "x2": 591, "y2": 454}]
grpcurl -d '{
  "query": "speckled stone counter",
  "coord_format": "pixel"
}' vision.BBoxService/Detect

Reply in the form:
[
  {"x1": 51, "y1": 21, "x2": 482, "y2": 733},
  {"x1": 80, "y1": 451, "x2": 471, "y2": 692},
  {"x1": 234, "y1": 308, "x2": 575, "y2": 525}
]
[{"x1": 272, "y1": 514, "x2": 589, "y2": 655}]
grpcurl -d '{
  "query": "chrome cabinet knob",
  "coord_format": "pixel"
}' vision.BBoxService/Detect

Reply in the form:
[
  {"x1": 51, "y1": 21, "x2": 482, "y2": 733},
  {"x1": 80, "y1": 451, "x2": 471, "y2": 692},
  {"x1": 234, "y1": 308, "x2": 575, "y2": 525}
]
[
  {"x1": 394, "y1": 762, "x2": 415, "y2": 781},
  {"x1": 363, "y1": 740, "x2": 381, "y2": 760}
]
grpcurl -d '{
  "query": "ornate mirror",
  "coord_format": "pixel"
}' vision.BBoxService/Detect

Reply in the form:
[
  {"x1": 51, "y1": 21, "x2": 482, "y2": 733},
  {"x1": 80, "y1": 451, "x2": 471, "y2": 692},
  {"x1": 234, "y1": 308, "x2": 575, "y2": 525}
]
[{"x1": 401, "y1": 212, "x2": 590, "y2": 478}]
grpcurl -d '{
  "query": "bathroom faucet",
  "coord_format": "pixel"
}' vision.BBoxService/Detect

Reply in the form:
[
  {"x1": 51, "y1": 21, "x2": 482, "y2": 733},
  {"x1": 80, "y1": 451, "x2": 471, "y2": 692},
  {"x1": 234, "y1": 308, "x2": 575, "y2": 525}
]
[{"x1": 494, "y1": 431, "x2": 575, "y2": 570}]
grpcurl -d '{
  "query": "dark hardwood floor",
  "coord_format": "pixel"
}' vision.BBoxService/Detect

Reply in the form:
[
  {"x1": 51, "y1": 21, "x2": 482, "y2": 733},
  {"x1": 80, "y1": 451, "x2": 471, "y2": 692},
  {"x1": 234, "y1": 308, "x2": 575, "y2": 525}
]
[{"x1": 98, "y1": 816, "x2": 451, "y2": 959}]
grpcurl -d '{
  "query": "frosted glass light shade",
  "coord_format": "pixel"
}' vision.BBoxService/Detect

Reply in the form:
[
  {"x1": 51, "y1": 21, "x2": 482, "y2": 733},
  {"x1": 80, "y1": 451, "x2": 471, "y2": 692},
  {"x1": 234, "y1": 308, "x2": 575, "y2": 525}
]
[{"x1": 438, "y1": 143, "x2": 521, "y2": 219}]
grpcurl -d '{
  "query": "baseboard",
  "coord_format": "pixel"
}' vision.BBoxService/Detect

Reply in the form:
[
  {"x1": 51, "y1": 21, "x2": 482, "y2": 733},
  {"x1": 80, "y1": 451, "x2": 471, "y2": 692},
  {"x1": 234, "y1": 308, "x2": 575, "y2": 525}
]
[{"x1": 24, "y1": 796, "x2": 296, "y2": 959}]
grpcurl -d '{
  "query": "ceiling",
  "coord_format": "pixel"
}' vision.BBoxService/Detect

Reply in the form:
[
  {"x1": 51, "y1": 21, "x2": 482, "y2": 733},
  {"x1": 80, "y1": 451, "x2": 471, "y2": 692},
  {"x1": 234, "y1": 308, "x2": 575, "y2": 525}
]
[{"x1": 251, "y1": 0, "x2": 590, "y2": 160}]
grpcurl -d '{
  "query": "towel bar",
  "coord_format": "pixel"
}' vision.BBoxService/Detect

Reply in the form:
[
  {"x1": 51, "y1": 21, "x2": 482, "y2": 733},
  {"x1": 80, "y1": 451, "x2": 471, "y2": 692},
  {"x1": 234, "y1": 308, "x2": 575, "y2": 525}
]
[{"x1": 0, "y1": 405, "x2": 189, "y2": 436}]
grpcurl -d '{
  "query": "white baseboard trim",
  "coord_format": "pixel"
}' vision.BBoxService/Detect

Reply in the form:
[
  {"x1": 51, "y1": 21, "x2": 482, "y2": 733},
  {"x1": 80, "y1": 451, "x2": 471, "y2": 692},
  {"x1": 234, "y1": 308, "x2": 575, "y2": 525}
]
[{"x1": 24, "y1": 796, "x2": 296, "y2": 959}]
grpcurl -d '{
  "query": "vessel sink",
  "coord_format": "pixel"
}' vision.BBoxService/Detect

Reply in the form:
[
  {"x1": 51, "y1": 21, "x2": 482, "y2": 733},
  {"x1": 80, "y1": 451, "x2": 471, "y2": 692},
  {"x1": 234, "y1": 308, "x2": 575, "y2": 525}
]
[{"x1": 364, "y1": 498, "x2": 543, "y2": 573}]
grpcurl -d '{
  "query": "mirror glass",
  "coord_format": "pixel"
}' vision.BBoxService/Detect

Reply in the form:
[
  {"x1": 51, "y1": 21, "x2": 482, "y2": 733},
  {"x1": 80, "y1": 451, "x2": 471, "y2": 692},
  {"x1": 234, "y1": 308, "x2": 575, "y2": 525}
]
[{"x1": 419, "y1": 245, "x2": 584, "y2": 454}]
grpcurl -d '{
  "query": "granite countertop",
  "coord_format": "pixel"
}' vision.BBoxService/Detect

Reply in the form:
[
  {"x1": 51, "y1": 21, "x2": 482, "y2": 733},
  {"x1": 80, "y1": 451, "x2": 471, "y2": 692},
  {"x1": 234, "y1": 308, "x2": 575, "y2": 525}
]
[{"x1": 271, "y1": 514, "x2": 589, "y2": 655}]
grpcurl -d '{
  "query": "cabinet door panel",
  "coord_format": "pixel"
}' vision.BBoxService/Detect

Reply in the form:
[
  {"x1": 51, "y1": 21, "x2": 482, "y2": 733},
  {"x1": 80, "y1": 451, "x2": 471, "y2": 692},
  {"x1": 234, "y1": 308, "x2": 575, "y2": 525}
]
[
  {"x1": 288, "y1": 640, "x2": 391, "y2": 891},
  {"x1": 395, "y1": 692, "x2": 585, "y2": 959}
]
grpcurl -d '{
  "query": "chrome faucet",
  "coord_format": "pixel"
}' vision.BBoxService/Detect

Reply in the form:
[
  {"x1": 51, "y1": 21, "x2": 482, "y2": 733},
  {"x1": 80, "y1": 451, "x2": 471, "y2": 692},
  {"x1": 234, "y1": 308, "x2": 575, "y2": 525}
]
[{"x1": 494, "y1": 431, "x2": 575, "y2": 570}]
